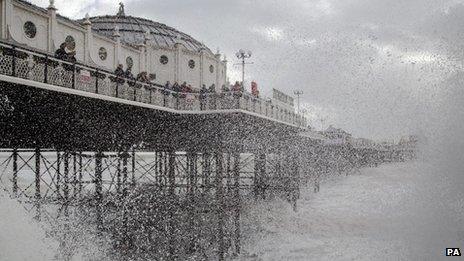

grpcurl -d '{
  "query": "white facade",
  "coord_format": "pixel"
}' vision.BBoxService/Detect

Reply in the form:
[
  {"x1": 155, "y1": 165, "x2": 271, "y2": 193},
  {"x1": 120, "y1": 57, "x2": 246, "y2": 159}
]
[{"x1": 0, "y1": 0, "x2": 227, "y2": 89}]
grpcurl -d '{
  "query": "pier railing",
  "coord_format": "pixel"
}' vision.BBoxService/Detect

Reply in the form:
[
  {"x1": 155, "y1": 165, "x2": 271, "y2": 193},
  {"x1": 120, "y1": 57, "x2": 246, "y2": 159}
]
[{"x1": 0, "y1": 41, "x2": 307, "y2": 127}]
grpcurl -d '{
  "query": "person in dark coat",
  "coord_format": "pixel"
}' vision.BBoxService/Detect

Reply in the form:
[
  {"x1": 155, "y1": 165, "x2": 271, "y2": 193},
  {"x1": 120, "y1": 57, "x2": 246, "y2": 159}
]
[
  {"x1": 55, "y1": 43, "x2": 68, "y2": 60},
  {"x1": 114, "y1": 64, "x2": 125, "y2": 84},
  {"x1": 208, "y1": 84, "x2": 216, "y2": 93},
  {"x1": 136, "y1": 71, "x2": 150, "y2": 83},
  {"x1": 199, "y1": 84, "x2": 208, "y2": 110},
  {"x1": 172, "y1": 82, "x2": 181, "y2": 93},
  {"x1": 114, "y1": 64, "x2": 124, "y2": 77}
]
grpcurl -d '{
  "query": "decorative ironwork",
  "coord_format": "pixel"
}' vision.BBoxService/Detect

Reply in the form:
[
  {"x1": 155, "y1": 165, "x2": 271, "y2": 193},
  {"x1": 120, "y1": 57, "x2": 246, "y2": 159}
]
[{"x1": 0, "y1": 41, "x2": 307, "y2": 126}]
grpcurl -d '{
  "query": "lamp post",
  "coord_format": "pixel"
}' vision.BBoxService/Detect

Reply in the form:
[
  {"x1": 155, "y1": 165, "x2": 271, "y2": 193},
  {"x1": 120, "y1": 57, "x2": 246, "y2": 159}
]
[
  {"x1": 293, "y1": 90, "x2": 303, "y2": 114},
  {"x1": 235, "y1": 49, "x2": 252, "y2": 87}
]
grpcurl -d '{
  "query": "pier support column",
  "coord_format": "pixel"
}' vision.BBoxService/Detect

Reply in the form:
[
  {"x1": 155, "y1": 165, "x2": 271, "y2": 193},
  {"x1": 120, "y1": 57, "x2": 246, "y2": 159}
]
[
  {"x1": 56, "y1": 151, "x2": 61, "y2": 195},
  {"x1": 131, "y1": 149, "x2": 136, "y2": 188},
  {"x1": 254, "y1": 153, "x2": 266, "y2": 199},
  {"x1": 63, "y1": 151, "x2": 69, "y2": 206},
  {"x1": 121, "y1": 151, "x2": 129, "y2": 198},
  {"x1": 167, "y1": 151, "x2": 177, "y2": 259},
  {"x1": 215, "y1": 150, "x2": 225, "y2": 261},
  {"x1": 289, "y1": 152, "x2": 300, "y2": 212},
  {"x1": 34, "y1": 148, "x2": 41, "y2": 220},
  {"x1": 233, "y1": 152, "x2": 241, "y2": 256},
  {"x1": 77, "y1": 152, "x2": 83, "y2": 195},
  {"x1": 203, "y1": 152, "x2": 212, "y2": 194},
  {"x1": 187, "y1": 152, "x2": 198, "y2": 254},
  {"x1": 95, "y1": 152, "x2": 103, "y2": 230},
  {"x1": 72, "y1": 153, "x2": 77, "y2": 196},
  {"x1": 12, "y1": 148, "x2": 18, "y2": 195}
]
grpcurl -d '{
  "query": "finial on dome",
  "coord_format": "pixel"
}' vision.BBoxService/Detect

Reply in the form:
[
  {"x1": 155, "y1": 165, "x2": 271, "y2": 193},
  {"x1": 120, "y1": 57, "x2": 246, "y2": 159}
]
[
  {"x1": 48, "y1": 0, "x2": 56, "y2": 10},
  {"x1": 144, "y1": 30, "x2": 152, "y2": 44},
  {"x1": 174, "y1": 34, "x2": 182, "y2": 44},
  {"x1": 83, "y1": 13, "x2": 91, "y2": 26},
  {"x1": 117, "y1": 2, "x2": 125, "y2": 16}
]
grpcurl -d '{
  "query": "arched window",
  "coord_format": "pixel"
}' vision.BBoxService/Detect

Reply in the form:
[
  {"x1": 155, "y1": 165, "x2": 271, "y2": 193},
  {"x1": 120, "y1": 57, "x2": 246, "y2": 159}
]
[
  {"x1": 209, "y1": 65, "x2": 214, "y2": 73},
  {"x1": 24, "y1": 21, "x2": 37, "y2": 39}
]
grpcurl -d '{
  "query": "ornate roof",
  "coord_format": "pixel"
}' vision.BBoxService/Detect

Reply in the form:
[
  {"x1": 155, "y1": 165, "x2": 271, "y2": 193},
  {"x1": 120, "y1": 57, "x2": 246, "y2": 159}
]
[{"x1": 80, "y1": 5, "x2": 212, "y2": 54}]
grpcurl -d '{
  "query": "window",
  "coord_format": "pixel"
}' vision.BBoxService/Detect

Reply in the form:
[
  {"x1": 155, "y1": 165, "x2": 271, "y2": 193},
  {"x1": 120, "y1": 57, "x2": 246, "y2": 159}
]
[
  {"x1": 98, "y1": 47, "x2": 107, "y2": 61},
  {"x1": 209, "y1": 65, "x2": 214, "y2": 73},
  {"x1": 188, "y1": 59, "x2": 195, "y2": 69},
  {"x1": 65, "y1": 35, "x2": 76, "y2": 51},
  {"x1": 24, "y1": 21, "x2": 37, "y2": 39},
  {"x1": 126, "y1": 56, "x2": 133, "y2": 68},
  {"x1": 160, "y1": 55, "x2": 168, "y2": 65}
]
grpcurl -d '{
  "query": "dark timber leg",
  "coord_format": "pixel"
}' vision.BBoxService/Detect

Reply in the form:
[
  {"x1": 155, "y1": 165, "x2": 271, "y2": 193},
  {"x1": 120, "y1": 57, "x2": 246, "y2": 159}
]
[
  {"x1": 254, "y1": 153, "x2": 266, "y2": 200},
  {"x1": 290, "y1": 153, "x2": 300, "y2": 212},
  {"x1": 78, "y1": 152, "x2": 83, "y2": 195},
  {"x1": 121, "y1": 152, "x2": 128, "y2": 198},
  {"x1": 63, "y1": 152, "x2": 69, "y2": 205},
  {"x1": 187, "y1": 152, "x2": 197, "y2": 254},
  {"x1": 167, "y1": 151, "x2": 176, "y2": 259},
  {"x1": 34, "y1": 148, "x2": 41, "y2": 220},
  {"x1": 72, "y1": 153, "x2": 77, "y2": 197},
  {"x1": 12, "y1": 148, "x2": 18, "y2": 195},
  {"x1": 215, "y1": 150, "x2": 225, "y2": 261},
  {"x1": 131, "y1": 149, "x2": 136, "y2": 188},
  {"x1": 203, "y1": 152, "x2": 211, "y2": 194},
  {"x1": 56, "y1": 151, "x2": 61, "y2": 196},
  {"x1": 116, "y1": 154, "x2": 122, "y2": 193},
  {"x1": 233, "y1": 152, "x2": 241, "y2": 256},
  {"x1": 95, "y1": 152, "x2": 103, "y2": 230}
]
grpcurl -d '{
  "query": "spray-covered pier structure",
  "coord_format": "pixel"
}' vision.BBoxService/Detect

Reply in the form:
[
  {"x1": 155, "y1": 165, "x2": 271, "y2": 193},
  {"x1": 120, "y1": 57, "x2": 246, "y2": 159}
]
[{"x1": 0, "y1": 0, "x2": 416, "y2": 259}]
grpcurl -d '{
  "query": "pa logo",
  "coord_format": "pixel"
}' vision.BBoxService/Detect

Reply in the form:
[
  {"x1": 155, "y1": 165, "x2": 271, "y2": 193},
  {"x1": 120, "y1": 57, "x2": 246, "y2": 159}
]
[{"x1": 446, "y1": 248, "x2": 461, "y2": 256}]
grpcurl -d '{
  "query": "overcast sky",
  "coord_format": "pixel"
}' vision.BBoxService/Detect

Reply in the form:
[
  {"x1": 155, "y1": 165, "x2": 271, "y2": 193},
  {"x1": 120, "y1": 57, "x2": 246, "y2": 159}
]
[{"x1": 31, "y1": 0, "x2": 464, "y2": 141}]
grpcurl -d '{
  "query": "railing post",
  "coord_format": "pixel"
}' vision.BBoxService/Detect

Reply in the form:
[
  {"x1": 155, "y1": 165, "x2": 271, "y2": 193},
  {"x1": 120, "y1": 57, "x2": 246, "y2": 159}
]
[
  {"x1": 44, "y1": 55, "x2": 48, "y2": 84},
  {"x1": 95, "y1": 70, "x2": 99, "y2": 94},
  {"x1": 133, "y1": 81, "x2": 137, "y2": 101},
  {"x1": 11, "y1": 46, "x2": 16, "y2": 77},
  {"x1": 163, "y1": 91, "x2": 167, "y2": 107},
  {"x1": 71, "y1": 63, "x2": 76, "y2": 89},
  {"x1": 115, "y1": 81, "x2": 119, "y2": 98}
]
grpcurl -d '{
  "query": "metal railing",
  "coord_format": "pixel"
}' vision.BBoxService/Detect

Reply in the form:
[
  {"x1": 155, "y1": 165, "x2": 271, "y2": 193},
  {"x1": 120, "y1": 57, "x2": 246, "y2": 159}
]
[{"x1": 0, "y1": 41, "x2": 307, "y2": 127}]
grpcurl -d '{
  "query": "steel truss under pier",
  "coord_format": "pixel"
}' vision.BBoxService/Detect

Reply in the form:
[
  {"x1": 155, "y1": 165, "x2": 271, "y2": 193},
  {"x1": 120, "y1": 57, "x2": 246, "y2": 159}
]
[{"x1": 0, "y1": 147, "x2": 300, "y2": 260}]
